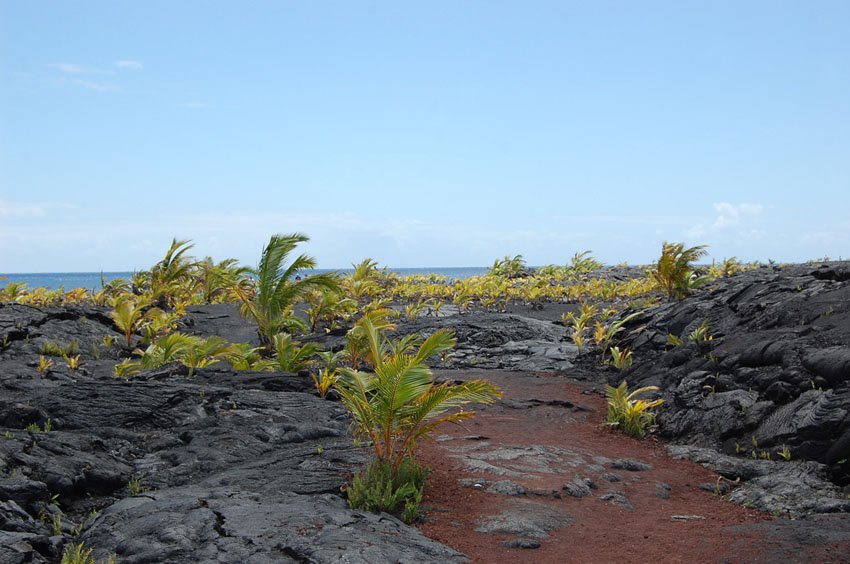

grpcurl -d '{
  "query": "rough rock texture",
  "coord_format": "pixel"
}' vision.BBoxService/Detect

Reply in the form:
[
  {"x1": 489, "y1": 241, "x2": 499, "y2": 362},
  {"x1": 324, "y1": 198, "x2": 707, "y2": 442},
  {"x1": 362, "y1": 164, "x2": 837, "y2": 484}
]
[
  {"x1": 404, "y1": 313, "x2": 579, "y2": 372},
  {"x1": 3, "y1": 262, "x2": 850, "y2": 560},
  {"x1": 670, "y1": 445, "x2": 850, "y2": 517},
  {"x1": 609, "y1": 263, "x2": 850, "y2": 501},
  {"x1": 82, "y1": 487, "x2": 464, "y2": 563},
  {"x1": 0, "y1": 303, "x2": 466, "y2": 562}
]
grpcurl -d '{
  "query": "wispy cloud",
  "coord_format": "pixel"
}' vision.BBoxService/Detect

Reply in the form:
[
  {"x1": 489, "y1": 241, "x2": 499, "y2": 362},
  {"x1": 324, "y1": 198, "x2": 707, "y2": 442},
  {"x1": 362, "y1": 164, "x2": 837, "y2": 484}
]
[
  {"x1": 0, "y1": 200, "x2": 78, "y2": 218},
  {"x1": 72, "y1": 79, "x2": 118, "y2": 92},
  {"x1": 114, "y1": 60, "x2": 143, "y2": 70},
  {"x1": 49, "y1": 63, "x2": 88, "y2": 74},
  {"x1": 0, "y1": 203, "x2": 843, "y2": 271},
  {"x1": 687, "y1": 202, "x2": 764, "y2": 239},
  {"x1": 711, "y1": 202, "x2": 763, "y2": 230},
  {"x1": 49, "y1": 61, "x2": 135, "y2": 93},
  {"x1": 49, "y1": 63, "x2": 111, "y2": 75}
]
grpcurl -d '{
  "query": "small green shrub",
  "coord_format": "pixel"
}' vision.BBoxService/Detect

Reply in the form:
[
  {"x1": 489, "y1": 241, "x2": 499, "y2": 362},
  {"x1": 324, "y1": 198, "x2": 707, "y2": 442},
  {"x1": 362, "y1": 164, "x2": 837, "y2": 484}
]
[
  {"x1": 128, "y1": 474, "x2": 146, "y2": 496},
  {"x1": 40, "y1": 341, "x2": 64, "y2": 356},
  {"x1": 60, "y1": 543, "x2": 117, "y2": 564},
  {"x1": 26, "y1": 420, "x2": 52, "y2": 433},
  {"x1": 347, "y1": 458, "x2": 428, "y2": 524},
  {"x1": 52, "y1": 512, "x2": 63, "y2": 536},
  {"x1": 61, "y1": 543, "x2": 95, "y2": 564}
]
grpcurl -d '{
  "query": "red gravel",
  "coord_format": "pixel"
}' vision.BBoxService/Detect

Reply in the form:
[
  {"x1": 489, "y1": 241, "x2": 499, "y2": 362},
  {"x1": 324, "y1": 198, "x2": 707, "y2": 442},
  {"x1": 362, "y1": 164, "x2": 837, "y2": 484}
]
[{"x1": 415, "y1": 370, "x2": 850, "y2": 563}]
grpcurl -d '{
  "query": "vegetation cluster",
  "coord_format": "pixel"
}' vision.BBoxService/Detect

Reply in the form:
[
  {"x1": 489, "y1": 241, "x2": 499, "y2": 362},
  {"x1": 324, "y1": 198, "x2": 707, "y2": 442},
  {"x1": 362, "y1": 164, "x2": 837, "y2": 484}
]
[{"x1": 0, "y1": 236, "x2": 756, "y2": 525}]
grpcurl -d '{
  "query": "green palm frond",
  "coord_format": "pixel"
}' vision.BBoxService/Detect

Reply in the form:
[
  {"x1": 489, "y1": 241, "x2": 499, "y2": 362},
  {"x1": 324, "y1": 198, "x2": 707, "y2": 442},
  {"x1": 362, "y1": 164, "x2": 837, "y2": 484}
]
[
  {"x1": 137, "y1": 331, "x2": 195, "y2": 369},
  {"x1": 149, "y1": 238, "x2": 196, "y2": 307},
  {"x1": 652, "y1": 242, "x2": 708, "y2": 300},
  {"x1": 236, "y1": 233, "x2": 339, "y2": 345},
  {"x1": 271, "y1": 333, "x2": 319, "y2": 372},
  {"x1": 335, "y1": 316, "x2": 501, "y2": 471}
]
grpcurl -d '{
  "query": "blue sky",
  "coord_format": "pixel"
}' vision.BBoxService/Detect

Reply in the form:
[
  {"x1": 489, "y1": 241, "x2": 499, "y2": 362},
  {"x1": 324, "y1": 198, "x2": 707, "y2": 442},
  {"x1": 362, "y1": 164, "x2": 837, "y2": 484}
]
[{"x1": 1, "y1": 1, "x2": 848, "y2": 272}]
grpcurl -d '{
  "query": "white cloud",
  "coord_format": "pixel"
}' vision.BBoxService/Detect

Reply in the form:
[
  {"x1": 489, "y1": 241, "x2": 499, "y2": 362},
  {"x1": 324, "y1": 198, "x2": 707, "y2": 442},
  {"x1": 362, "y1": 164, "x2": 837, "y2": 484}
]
[
  {"x1": 8, "y1": 203, "x2": 840, "y2": 272},
  {"x1": 802, "y1": 231, "x2": 850, "y2": 245},
  {"x1": 685, "y1": 224, "x2": 707, "y2": 239},
  {"x1": 114, "y1": 60, "x2": 143, "y2": 69},
  {"x1": 686, "y1": 202, "x2": 764, "y2": 240},
  {"x1": 49, "y1": 63, "x2": 88, "y2": 74},
  {"x1": 49, "y1": 63, "x2": 111, "y2": 75},
  {"x1": 48, "y1": 63, "x2": 118, "y2": 91},
  {"x1": 711, "y1": 202, "x2": 763, "y2": 230},
  {"x1": 0, "y1": 200, "x2": 77, "y2": 218}
]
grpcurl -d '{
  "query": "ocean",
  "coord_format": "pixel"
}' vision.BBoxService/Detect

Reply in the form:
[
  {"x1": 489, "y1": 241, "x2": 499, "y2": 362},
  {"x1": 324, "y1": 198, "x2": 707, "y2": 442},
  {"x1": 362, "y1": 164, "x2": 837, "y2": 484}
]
[{"x1": 0, "y1": 267, "x2": 490, "y2": 291}]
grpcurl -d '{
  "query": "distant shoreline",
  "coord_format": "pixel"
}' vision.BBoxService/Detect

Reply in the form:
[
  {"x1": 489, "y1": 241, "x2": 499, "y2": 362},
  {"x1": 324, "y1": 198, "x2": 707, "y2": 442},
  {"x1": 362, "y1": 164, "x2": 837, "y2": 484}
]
[{"x1": 0, "y1": 267, "x2": 492, "y2": 290}]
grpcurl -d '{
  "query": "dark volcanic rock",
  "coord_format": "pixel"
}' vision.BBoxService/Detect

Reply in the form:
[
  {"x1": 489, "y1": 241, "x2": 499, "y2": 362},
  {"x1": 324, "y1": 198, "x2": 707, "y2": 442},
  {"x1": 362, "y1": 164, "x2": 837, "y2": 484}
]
[
  {"x1": 475, "y1": 501, "x2": 571, "y2": 539},
  {"x1": 81, "y1": 487, "x2": 465, "y2": 563},
  {"x1": 4, "y1": 263, "x2": 850, "y2": 558},
  {"x1": 544, "y1": 262, "x2": 850, "y2": 544},
  {"x1": 405, "y1": 313, "x2": 578, "y2": 372},
  {"x1": 610, "y1": 459, "x2": 653, "y2": 472},
  {"x1": 562, "y1": 476, "x2": 594, "y2": 498},
  {"x1": 802, "y1": 347, "x2": 850, "y2": 386},
  {"x1": 182, "y1": 304, "x2": 261, "y2": 347},
  {"x1": 617, "y1": 262, "x2": 850, "y2": 503},
  {"x1": 670, "y1": 445, "x2": 850, "y2": 517},
  {"x1": 0, "y1": 304, "x2": 469, "y2": 562}
]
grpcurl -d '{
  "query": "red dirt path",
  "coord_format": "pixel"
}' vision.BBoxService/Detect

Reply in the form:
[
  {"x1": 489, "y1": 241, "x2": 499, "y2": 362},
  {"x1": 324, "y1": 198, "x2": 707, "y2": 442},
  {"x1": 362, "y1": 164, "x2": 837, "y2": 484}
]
[{"x1": 415, "y1": 370, "x2": 850, "y2": 563}]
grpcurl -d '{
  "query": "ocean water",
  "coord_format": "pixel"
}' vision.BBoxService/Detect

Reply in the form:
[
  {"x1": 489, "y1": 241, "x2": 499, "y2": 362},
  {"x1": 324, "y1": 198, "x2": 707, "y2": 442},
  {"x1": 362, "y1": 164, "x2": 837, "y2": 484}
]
[{"x1": 0, "y1": 267, "x2": 489, "y2": 291}]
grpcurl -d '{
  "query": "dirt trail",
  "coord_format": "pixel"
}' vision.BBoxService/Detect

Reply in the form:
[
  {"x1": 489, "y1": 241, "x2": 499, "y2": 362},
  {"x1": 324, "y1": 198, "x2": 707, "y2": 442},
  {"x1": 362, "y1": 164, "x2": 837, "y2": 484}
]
[{"x1": 416, "y1": 370, "x2": 850, "y2": 563}]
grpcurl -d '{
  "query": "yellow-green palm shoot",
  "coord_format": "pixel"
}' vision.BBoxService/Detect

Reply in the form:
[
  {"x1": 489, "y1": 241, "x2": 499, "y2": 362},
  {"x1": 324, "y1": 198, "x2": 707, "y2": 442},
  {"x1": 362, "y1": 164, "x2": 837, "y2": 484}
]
[
  {"x1": 109, "y1": 296, "x2": 150, "y2": 347},
  {"x1": 605, "y1": 381, "x2": 664, "y2": 438},
  {"x1": 313, "y1": 368, "x2": 338, "y2": 399},
  {"x1": 148, "y1": 238, "x2": 197, "y2": 308},
  {"x1": 271, "y1": 333, "x2": 319, "y2": 373},
  {"x1": 37, "y1": 355, "x2": 54, "y2": 375},
  {"x1": 335, "y1": 317, "x2": 502, "y2": 472},
  {"x1": 652, "y1": 242, "x2": 708, "y2": 300},
  {"x1": 608, "y1": 346, "x2": 633, "y2": 370},
  {"x1": 64, "y1": 354, "x2": 82, "y2": 371}
]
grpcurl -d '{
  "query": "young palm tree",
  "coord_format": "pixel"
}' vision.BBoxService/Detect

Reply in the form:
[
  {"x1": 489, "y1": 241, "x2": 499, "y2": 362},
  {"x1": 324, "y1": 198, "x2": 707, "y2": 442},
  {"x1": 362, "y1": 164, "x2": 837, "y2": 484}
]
[
  {"x1": 488, "y1": 254, "x2": 527, "y2": 278},
  {"x1": 148, "y1": 238, "x2": 197, "y2": 307},
  {"x1": 651, "y1": 242, "x2": 708, "y2": 300},
  {"x1": 351, "y1": 258, "x2": 381, "y2": 281},
  {"x1": 0, "y1": 281, "x2": 27, "y2": 303},
  {"x1": 109, "y1": 295, "x2": 150, "y2": 347},
  {"x1": 271, "y1": 333, "x2": 319, "y2": 373},
  {"x1": 344, "y1": 307, "x2": 396, "y2": 370},
  {"x1": 232, "y1": 233, "x2": 339, "y2": 346},
  {"x1": 193, "y1": 256, "x2": 252, "y2": 304},
  {"x1": 304, "y1": 288, "x2": 357, "y2": 332},
  {"x1": 335, "y1": 316, "x2": 502, "y2": 473}
]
